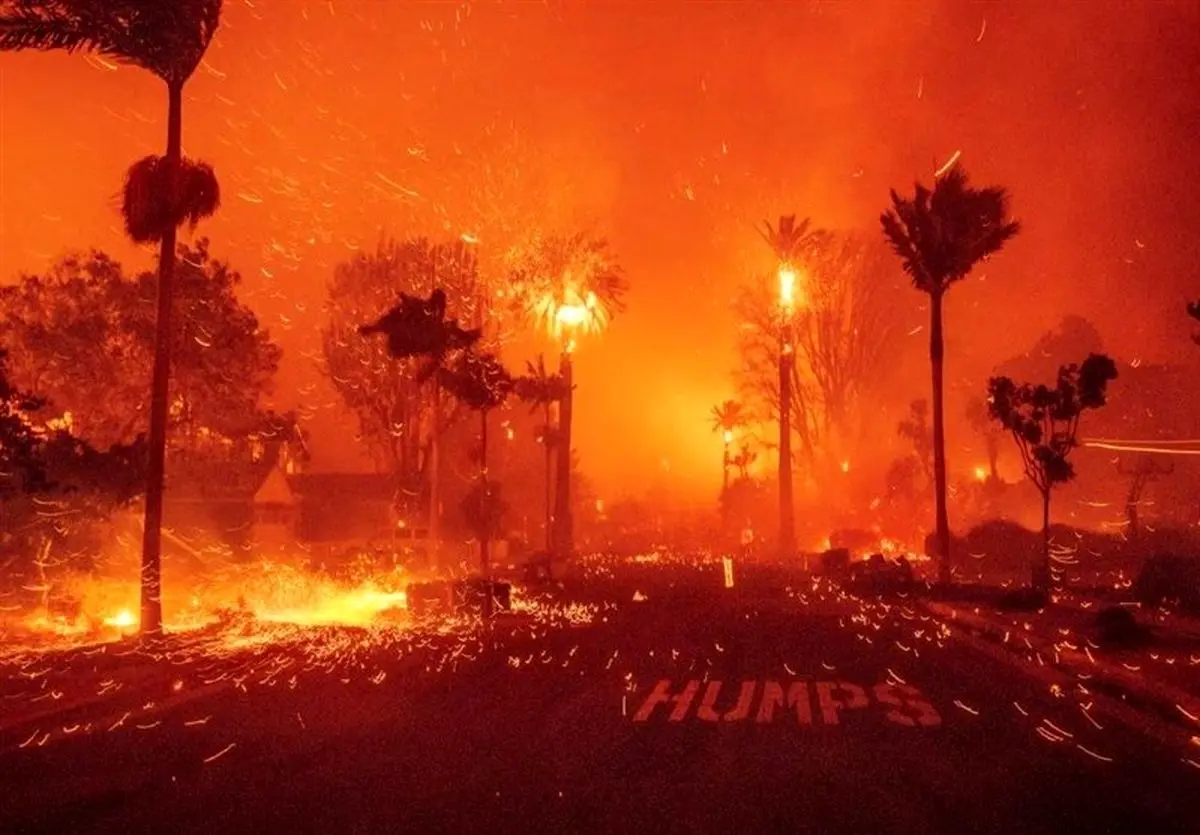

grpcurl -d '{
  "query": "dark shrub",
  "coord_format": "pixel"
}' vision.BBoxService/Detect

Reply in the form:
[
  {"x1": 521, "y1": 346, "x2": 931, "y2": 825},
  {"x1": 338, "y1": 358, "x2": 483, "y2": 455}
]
[
  {"x1": 1092, "y1": 605, "x2": 1149, "y2": 647},
  {"x1": 1134, "y1": 554, "x2": 1200, "y2": 614},
  {"x1": 996, "y1": 587, "x2": 1048, "y2": 611},
  {"x1": 820, "y1": 548, "x2": 851, "y2": 577}
]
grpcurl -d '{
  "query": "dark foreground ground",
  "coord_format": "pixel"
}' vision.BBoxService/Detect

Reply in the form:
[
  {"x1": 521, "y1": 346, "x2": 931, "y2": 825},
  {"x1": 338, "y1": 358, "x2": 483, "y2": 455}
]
[{"x1": 2, "y1": 557, "x2": 1198, "y2": 834}]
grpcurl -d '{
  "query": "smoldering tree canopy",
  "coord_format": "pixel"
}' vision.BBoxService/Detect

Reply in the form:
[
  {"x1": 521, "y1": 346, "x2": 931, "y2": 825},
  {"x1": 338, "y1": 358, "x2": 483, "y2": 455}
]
[
  {"x1": 0, "y1": 0, "x2": 222, "y2": 87},
  {"x1": 507, "y1": 232, "x2": 628, "y2": 341},
  {"x1": 359, "y1": 287, "x2": 482, "y2": 364},
  {"x1": 121, "y1": 154, "x2": 220, "y2": 244},
  {"x1": 439, "y1": 350, "x2": 514, "y2": 412},
  {"x1": 514, "y1": 355, "x2": 570, "y2": 408},
  {"x1": 880, "y1": 164, "x2": 1021, "y2": 295}
]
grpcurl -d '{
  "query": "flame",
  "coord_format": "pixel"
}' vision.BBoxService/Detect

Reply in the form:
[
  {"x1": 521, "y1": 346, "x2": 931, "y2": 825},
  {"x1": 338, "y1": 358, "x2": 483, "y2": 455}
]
[
  {"x1": 778, "y1": 264, "x2": 797, "y2": 312},
  {"x1": 102, "y1": 608, "x2": 137, "y2": 630},
  {"x1": 840, "y1": 459, "x2": 851, "y2": 473},
  {"x1": 8, "y1": 556, "x2": 416, "y2": 647},
  {"x1": 723, "y1": 429, "x2": 734, "y2": 445},
  {"x1": 974, "y1": 465, "x2": 988, "y2": 482}
]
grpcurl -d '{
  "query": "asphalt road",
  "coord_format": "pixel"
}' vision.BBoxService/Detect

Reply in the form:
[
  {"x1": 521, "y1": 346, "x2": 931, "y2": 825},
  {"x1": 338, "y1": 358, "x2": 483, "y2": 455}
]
[{"x1": 2, "y1": 559, "x2": 1198, "y2": 834}]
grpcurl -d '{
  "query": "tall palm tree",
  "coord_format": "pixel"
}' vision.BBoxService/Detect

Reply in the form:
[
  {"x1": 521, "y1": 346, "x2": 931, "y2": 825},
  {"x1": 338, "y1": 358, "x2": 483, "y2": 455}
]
[
  {"x1": 710, "y1": 399, "x2": 744, "y2": 496},
  {"x1": 515, "y1": 355, "x2": 570, "y2": 553},
  {"x1": 881, "y1": 164, "x2": 1020, "y2": 585},
  {"x1": 760, "y1": 215, "x2": 823, "y2": 558},
  {"x1": 361, "y1": 288, "x2": 482, "y2": 564},
  {"x1": 439, "y1": 349, "x2": 513, "y2": 595},
  {"x1": 1, "y1": 0, "x2": 224, "y2": 636},
  {"x1": 509, "y1": 232, "x2": 627, "y2": 557}
]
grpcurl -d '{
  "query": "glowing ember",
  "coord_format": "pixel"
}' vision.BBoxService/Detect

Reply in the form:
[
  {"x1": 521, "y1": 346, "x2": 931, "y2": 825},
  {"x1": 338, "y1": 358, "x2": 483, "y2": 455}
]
[
  {"x1": 778, "y1": 265, "x2": 798, "y2": 312},
  {"x1": 102, "y1": 609, "x2": 137, "y2": 631}
]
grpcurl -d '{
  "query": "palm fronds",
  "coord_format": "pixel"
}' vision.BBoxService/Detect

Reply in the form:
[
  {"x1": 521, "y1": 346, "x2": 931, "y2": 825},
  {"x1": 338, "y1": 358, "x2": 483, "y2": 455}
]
[
  {"x1": 880, "y1": 164, "x2": 1020, "y2": 295},
  {"x1": 121, "y1": 155, "x2": 220, "y2": 243},
  {"x1": 0, "y1": 0, "x2": 223, "y2": 84}
]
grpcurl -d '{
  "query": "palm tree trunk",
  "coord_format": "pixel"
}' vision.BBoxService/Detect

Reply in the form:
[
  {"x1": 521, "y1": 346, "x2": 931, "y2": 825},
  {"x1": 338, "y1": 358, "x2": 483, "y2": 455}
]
[
  {"x1": 721, "y1": 444, "x2": 730, "y2": 530},
  {"x1": 778, "y1": 324, "x2": 796, "y2": 558},
  {"x1": 1037, "y1": 489, "x2": 1052, "y2": 592},
  {"x1": 553, "y1": 352, "x2": 574, "y2": 557},
  {"x1": 543, "y1": 401, "x2": 552, "y2": 552},
  {"x1": 139, "y1": 79, "x2": 184, "y2": 638},
  {"x1": 929, "y1": 291, "x2": 952, "y2": 586}
]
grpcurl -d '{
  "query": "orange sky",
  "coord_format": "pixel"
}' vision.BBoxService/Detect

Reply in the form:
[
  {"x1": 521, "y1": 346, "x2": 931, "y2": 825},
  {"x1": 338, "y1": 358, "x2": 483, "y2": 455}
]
[{"x1": 2, "y1": 0, "x2": 1198, "y2": 501}]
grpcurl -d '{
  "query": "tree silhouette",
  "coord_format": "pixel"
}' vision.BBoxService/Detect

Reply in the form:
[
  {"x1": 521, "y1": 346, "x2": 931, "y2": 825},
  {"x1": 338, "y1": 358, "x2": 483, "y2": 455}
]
[
  {"x1": 360, "y1": 287, "x2": 482, "y2": 559},
  {"x1": 1117, "y1": 455, "x2": 1173, "y2": 536},
  {"x1": 439, "y1": 350, "x2": 514, "y2": 589},
  {"x1": 1189, "y1": 300, "x2": 1200, "y2": 344},
  {"x1": 514, "y1": 355, "x2": 569, "y2": 553},
  {"x1": 881, "y1": 164, "x2": 1020, "y2": 585},
  {"x1": 897, "y1": 399, "x2": 934, "y2": 488},
  {"x1": 988, "y1": 353, "x2": 1118, "y2": 592},
  {"x1": 0, "y1": 243, "x2": 280, "y2": 455},
  {"x1": 731, "y1": 443, "x2": 758, "y2": 481},
  {"x1": 1, "y1": 0, "x2": 224, "y2": 636},
  {"x1": 325, "y1": 239, "x2": 483, "y2": 509},
  {"x1": 507, "y1": 231, "x2": 626, "y2": 556},
  {"x1": 0, "y1": 349, "x2": 48, "y2": 497}
]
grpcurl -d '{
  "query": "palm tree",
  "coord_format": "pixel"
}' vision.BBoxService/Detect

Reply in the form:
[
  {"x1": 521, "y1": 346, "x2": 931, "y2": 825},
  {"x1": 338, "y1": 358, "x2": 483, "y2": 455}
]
[
  {"x1": 515, "y1": 355, "x2": 569, "y2": 553},
  {"x1": 361, "y1": 288, "x2": 482, "y2": 563},
  {"x1": 710, "y1": 399, "x2": 744, "y2": 496},
  {"x1": 439, "y1": 350, "x2": 513, "y2": 595},
  {"x1": 1, "y1": 0, "x2": 224, "y2": 636},
  {"x1": 509, "y1": 232, "x2": 627, "y2": 557},
  {"x1": 759, "y1": 215, "x2": 824, "y2": 558},
  {"x1": 880, "y1": 164, "x2": 1020, "y2": 585}
]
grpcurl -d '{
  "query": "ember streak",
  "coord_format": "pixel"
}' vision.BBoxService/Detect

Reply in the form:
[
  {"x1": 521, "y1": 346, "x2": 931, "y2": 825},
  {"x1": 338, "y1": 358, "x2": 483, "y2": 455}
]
[{"x1": 1, "y1": 1, "x2": 1199, "y2": 832}]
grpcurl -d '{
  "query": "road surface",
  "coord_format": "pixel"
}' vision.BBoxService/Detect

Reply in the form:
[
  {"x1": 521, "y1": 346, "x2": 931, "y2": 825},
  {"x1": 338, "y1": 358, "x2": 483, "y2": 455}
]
[{"x1": 2, "y1": 558, "x2": 1197, "y2": 834}]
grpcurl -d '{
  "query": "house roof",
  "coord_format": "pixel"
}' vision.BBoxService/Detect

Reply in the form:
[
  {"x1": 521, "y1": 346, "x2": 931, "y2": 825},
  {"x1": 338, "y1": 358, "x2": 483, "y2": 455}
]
[
  {"x1": 254, "y1": 466, "x2": 297, "y2": 505},
  {"x1": 284, "y1": 472, "x2": 395, "y2": 501}
]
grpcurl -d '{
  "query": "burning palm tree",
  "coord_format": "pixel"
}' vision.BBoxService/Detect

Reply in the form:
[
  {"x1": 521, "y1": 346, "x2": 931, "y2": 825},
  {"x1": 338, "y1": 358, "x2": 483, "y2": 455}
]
[
  {"x1": 710, "y1": 399, "x2": 745, "y2": 497},
  {"x1": 760, "y1": 214, "x2": 824, "y2": 558},
  {"x1": 509, "y1": 232, "x2": 627, "y2": 556},
  {"x1": 1, "y1": 0, "x2": 224, "y2": 636},
  {"x1": 881, "y1": 164, "x2": 1020, "y2": 585}
]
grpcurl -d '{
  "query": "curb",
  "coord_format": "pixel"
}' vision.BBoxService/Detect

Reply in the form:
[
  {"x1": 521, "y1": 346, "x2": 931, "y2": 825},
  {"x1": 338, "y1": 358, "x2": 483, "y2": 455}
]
[{"x1": 924, "y1": 600, "x2": 1200, "y2": 737}]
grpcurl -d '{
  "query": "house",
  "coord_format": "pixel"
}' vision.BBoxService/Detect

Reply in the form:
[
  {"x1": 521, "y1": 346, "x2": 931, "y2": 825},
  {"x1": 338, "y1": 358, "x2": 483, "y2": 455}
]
[{"x1": 250, "y1": 465, "x2": 400, "y2": 548}]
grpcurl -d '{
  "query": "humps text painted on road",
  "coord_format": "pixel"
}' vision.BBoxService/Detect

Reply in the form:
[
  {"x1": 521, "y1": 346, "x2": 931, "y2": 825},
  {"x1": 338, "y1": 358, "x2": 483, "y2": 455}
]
[{"x1": 632, "y1": 680, "x2": 942, "y2": 727}]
